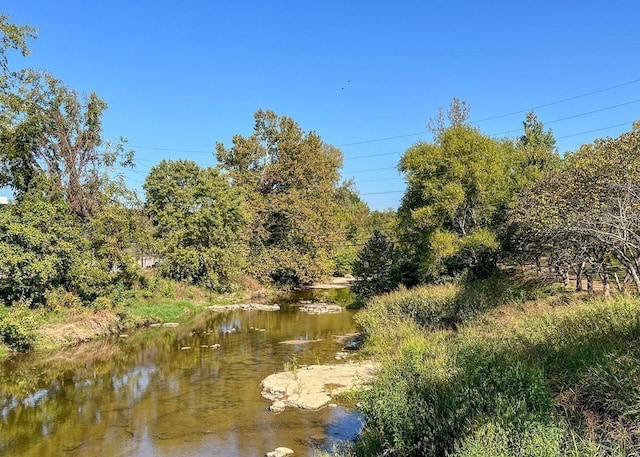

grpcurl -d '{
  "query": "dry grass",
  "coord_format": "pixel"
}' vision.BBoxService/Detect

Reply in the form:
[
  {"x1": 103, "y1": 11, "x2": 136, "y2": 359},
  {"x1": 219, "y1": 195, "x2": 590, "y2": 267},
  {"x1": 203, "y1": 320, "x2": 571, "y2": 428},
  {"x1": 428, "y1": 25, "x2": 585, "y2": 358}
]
[{"x1": 36, "y1": 308, "x2": 120, "y2": 348}]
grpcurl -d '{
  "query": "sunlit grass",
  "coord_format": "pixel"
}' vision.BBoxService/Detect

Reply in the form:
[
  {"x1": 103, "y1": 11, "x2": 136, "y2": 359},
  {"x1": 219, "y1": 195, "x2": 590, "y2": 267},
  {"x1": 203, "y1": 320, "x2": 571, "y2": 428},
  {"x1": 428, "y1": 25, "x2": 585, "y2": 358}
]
[{"x1": 348, "y1": 275, "x2": 640, "y2": 457}]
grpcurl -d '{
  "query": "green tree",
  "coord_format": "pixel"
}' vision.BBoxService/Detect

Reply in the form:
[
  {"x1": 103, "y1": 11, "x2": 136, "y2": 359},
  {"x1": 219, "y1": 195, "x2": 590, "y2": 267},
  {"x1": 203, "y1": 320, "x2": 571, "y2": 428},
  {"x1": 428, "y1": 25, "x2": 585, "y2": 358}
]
[
  {"x1": 514, "y1": 111, "x2": 560, "y2": 191},
  {"x1": 0, "y1": 71, "x2": 133, "y2": 217},
  {"x1": 0, "y1": 177, "x2": 112, "y2": 305},
  {"x1": 0, "y1": 14, "x2": 36, "y2": 74},
  {"x1": 216, "y1": 109, "x2": 343, "y2": 285},
  {"x1": 352, "y1": 230, "x2": 402, "y2": 301},
  {"x1": 144, "y1": 160, "x2": 248, "y2": 291},
  {"x1": 398, "y1": 108, "x2": 518, "y2": 279},
  {"x1": 332, "y1": 182, "x2": 370, "y2": 275}
]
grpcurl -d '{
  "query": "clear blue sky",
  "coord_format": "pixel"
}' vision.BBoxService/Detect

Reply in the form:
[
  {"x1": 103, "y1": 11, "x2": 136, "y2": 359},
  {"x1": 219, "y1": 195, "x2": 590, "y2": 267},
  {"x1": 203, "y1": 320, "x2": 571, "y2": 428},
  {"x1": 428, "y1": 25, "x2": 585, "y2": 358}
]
[{"x1": 3, "y1": 1, "x2": 639, "y2": 210}]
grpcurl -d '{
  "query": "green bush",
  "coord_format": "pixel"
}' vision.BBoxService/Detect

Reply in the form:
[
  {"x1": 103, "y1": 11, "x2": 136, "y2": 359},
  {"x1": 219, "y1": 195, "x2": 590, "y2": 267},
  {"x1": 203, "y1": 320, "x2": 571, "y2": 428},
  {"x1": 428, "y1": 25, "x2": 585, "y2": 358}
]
[{"x1": 0, "y1": 302, "x2": 41, "y2": 351}]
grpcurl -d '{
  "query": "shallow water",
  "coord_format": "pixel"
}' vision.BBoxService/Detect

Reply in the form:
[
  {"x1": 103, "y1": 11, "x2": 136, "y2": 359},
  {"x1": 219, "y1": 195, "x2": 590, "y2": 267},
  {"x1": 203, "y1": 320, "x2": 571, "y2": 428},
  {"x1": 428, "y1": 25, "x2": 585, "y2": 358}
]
[{"x1": 0, "y1": 289, "x2": 362, "y2": 456}]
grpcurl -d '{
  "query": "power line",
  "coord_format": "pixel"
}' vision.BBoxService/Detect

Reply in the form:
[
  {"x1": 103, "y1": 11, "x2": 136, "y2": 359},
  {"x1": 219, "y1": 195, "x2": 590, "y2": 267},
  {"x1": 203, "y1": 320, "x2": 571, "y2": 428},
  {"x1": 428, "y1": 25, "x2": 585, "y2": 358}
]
[
  {"x1": 469, "y1": 77, "x2": 640, "y2": 125},
  {"x1": 490, "y1": 99, "x2": 640, "y2": 137}
]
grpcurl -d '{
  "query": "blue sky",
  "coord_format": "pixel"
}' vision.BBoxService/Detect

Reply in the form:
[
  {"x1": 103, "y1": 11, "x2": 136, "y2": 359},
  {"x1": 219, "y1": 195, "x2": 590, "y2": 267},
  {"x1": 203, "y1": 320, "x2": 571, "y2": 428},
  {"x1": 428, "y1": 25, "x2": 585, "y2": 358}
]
[{"x1": 3, "y1": 1, "x2": 639, "y2": 210}]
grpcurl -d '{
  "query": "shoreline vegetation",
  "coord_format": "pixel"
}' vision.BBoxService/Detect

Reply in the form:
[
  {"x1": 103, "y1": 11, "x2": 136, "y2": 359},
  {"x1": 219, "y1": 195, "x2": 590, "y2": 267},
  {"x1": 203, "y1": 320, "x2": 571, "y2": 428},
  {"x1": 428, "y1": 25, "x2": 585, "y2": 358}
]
[
  {"x1": 0, "y1": 274, "x2": 356, "y2": 360},
  {"x1": 327, "y1": 272, "x2": 640, "y2": 457},
  {"x1": 0, "y1": 272, "x2": 267, "y2": 359}
]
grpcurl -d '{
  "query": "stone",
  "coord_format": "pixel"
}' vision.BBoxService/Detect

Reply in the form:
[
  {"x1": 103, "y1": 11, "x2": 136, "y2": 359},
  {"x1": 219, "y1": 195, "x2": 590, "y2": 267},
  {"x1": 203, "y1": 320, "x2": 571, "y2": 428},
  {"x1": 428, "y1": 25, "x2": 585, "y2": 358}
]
[
  {"x1": 269, "y1": 400, "x2": 286, "y2": 413},
  {"x1": 162, "y1": 322, "x2": 179, "y2": 328},
  {"x1": 206, "y1": 303, "x2": 280, "y2": 312},
  {"x1": 261, "y1": 361, "x2": 377, "y2": 410},
  {"x1": 265, "y1": 447, "x2": 294, "y2": 457},
  {"x1": 298, "y1": 303, "x2": 342, "y2": 315}
]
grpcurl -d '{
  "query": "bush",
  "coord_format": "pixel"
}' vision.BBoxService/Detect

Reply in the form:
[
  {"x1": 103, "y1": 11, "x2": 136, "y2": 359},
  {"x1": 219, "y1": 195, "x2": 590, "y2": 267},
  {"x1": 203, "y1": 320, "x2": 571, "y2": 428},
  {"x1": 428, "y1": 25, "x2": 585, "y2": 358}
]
[{"x1": 0, "y1": 302, "x2": 41, "y2": 351}]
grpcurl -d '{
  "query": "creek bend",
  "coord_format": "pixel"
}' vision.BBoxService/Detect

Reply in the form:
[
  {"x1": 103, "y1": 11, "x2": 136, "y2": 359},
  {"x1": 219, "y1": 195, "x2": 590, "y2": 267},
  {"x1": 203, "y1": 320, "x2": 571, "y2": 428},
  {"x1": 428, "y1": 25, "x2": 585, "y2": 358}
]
[{"x1": 0, "y1": 289, "x2": 362, "y2": 456}]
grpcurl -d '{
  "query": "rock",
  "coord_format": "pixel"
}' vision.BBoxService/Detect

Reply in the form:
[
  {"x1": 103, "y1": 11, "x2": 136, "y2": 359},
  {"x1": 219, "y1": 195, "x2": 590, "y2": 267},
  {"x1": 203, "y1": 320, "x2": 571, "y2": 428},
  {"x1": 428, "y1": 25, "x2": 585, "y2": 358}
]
[
  {"x1": 210, "y1": 344, "x2": 221, "y2": 349},
  {"x1": 279, "y1": 338, "x2": 323, "y2": 345},
  {"x1": 266, "y1": 447, "x2": 294, "y2": 457},
  {"x1": 269, "y1": 400, "x2": 286, "y2": 413},
  {"x1": 261, "y1": 361, "x2": 377, "y2": 410},
  {"x1": 298, "y1": 303, "x2": 342, "y2": 315},
  {"x1": 163, "y1": 322, "x2": 179, "y2": 328},
  {"x1": 180, "y1": 346, "x2": 192, "y2": 350}
]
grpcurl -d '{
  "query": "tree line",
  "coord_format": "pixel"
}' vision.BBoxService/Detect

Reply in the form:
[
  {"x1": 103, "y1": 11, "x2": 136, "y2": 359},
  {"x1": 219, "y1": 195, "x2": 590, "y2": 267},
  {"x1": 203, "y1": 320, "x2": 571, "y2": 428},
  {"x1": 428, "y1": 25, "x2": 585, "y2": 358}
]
[{"x1": 1, "y1": 14, "x2": 639, "y2": 311}]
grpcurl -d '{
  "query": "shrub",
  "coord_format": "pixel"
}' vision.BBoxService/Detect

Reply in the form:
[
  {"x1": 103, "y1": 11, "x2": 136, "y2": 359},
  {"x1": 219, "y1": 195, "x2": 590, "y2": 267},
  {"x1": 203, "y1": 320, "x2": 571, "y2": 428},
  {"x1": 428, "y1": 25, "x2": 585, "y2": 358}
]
[{"x1": 0, "y1": 302, "x2": 41, "y2": 351}]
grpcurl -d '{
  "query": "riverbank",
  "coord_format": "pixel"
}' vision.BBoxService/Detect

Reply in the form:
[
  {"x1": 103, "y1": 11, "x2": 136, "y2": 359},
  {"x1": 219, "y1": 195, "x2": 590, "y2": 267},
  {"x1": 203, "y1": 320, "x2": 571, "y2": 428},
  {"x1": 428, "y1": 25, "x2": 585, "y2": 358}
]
[
  {"x1": 0, "y1": 275, "x2": 266, "y2": 359},
  {"x1": 346, "y1": 273, "x2": 640, "y2": 457},
  {"x1": 0, "y1": 275, "x2": 356, "y2": 360}
]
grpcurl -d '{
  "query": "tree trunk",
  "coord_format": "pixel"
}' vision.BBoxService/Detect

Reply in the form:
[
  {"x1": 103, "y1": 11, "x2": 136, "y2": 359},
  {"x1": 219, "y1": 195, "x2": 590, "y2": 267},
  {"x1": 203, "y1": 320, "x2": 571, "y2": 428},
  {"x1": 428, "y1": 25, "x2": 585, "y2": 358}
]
[
  {"x1": 535, "y1": 257, "x2": 541, "y2": 276},
  {"x1": 602, "y1": 272, "x2": 611, "y2": 298},
  {"x1": 614, "y1": 273, "x2": 623, "y2": 292},
  {"x1": 586, "y1": 272, "x2": 593, "y2": 295},
  {"x1": 575, "y1": 263, "x2": 584, "y2": 292},
  {"x1": 629, "y1": 264, "x2": 640, "y2": 293}
]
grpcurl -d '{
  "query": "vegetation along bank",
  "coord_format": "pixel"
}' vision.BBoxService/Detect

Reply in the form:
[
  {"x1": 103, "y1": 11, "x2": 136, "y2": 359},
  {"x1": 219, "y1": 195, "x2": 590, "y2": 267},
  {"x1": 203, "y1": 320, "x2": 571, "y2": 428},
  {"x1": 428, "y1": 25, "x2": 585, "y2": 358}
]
[{"x1": 3, "y1": 14, "x2": 640, "y2": 457}]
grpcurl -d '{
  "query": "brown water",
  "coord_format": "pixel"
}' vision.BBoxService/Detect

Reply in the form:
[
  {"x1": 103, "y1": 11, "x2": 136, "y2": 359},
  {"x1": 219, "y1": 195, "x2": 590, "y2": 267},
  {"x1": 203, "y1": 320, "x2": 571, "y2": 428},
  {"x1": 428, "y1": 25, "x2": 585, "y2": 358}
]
[{"x1": 0, "y1": 289, "x2": 362, "y2": 457}]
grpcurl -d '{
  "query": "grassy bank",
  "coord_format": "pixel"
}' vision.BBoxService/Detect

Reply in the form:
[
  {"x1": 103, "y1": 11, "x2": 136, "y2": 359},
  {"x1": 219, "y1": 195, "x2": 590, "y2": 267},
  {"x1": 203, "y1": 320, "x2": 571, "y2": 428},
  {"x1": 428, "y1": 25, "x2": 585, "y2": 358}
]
[
  {"x1": 0, "y1": 272, "x2": 265, "y2": 358},
  {"x1": 342, "y1": 274, "x2": 640, "y2": 456}
]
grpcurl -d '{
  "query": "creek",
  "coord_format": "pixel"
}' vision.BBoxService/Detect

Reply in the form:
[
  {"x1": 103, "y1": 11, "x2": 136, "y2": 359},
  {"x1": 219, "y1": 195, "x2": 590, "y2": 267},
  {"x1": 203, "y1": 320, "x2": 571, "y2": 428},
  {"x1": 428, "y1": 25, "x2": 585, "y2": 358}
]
[{"x1": 0, "y1": 288, "x2": 362, "y2": 457}]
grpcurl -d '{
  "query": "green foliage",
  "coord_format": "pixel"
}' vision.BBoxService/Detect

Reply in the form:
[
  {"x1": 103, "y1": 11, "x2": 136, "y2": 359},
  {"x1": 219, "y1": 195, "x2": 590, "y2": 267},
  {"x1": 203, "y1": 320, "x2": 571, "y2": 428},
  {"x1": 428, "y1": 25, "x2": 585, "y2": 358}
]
[
  {"x1": 216, "y1": 109, "x2": 344, "y2": 286},
  {"x1": 0, "y1": 70, "x2": 133, "y2": 217},
  {"x1": 352, "y1": 284, "x2": 640, "y2": 457},
  {"x1": 453, "y1": 421, "x2": 563, "y2": 457},
  {"x1": 144, "y1": 159, "x2": 248, "y2": 291},
  {"x1": 352, "y1": 231, "x2": 404, "y2": 301},
  {"x1": 0, "y1": 180, "x2": 91, "y2": 304},
  {"x1": 398, "y1": 112, "x2": 518, "y2": 280},
  {"x1": 0, "y1": 14, "x2": 36, "y2": 73},
  {"x1": 0, "y1": 302, "x2": 41, "y2": 351}
]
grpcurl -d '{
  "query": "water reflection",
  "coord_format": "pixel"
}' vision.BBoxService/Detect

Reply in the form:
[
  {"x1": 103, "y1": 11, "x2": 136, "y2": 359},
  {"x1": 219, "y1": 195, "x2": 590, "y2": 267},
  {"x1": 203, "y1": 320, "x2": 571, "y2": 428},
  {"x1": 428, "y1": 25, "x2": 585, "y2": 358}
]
[{"x1": 0, "y1": 290, "x2": 361, "y2": 456}]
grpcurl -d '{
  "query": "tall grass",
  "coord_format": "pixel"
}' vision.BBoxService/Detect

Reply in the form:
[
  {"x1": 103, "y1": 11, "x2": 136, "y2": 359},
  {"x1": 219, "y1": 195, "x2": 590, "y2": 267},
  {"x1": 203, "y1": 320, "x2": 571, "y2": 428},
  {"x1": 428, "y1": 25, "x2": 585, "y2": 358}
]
[{"x1": 350, "y1": 276, "x2": 640, "y2": 457}]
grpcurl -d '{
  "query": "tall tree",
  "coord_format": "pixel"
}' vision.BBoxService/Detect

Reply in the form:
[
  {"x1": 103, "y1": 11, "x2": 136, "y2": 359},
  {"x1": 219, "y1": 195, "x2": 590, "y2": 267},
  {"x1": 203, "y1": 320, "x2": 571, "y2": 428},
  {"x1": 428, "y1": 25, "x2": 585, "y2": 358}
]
[
  {"x1": 398, "y1": 110, "x2": 518, "y2": 279},
  {"x1": 0, "y1": 14, "x2": 36, "y2": 74},
  {"x1": 515, "y1": 111, "x2": 560, "y2": 191},
  {"x1": 216, "y1": 110, "x2": 343, "y2": 285},
  {"x1": 144, "y1": 160, "x2": 248, "y2": 291},
  {"x1": 0, "y1": 71, "x2": 133, "y2": 217}
]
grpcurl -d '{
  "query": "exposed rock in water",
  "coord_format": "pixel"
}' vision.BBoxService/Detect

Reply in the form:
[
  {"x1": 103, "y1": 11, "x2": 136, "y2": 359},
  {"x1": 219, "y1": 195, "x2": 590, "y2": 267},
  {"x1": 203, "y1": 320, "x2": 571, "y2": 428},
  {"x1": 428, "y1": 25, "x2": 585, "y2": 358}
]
[
  {"x1": 261, "y1": 361, "x2": 377, "y2": 412},
  {"x1": 265, "y1": 447, "x2": 294, "y2": 457},
  {"x1": 206, "y1": 304, "x2": 280, "y2": 312},
  {"x1": 279, "y1": 339, "x2": 324, "y2": 345},
  {"x1": 298, "y1": 303, "x2": 342, "y2": 314},
  {"x1": 269, "y1": 400, "x2": 286, "y2": 413}
]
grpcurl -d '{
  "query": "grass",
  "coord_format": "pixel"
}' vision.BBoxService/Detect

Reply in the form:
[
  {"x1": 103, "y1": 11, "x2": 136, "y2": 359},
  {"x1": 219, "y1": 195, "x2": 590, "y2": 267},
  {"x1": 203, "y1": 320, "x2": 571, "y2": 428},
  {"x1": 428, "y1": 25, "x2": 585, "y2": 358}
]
[
  {"x1": 0, "y1": 271, "x2": 262, "y2": 359},
  {"x1": 344, "y1": 274, "x2": 640, "y2": 457}
]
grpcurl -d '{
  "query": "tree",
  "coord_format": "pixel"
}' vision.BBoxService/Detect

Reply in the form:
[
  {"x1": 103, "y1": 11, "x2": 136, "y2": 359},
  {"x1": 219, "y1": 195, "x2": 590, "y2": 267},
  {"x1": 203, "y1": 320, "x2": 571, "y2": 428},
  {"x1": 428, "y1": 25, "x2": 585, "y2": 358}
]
[
  {"x1": 398, "y1": 104, "x2": 518, "y2": 279},
  {"x1": 0, "y1": 71, "x2": 133, "y2": 217},
  {"x1": 144, "y1": 160, "x2": 248, "y2": 291},
  {"x1": 0, "y1": 15, "x2": 36, "y2": 74},
  {"x1": 509, "y1": 126, "x2": 640, "y2": 294},
  {"x1": 332, "y1": 182, "x2": 370, "y2": 275},
  {"x1": 514, "y1": 111, "x2": 560, "y2": 191},
  {"x1": 0, "y1": 177, "x2": 103, "y2": 305},
  {"x1": 352, "y1": 231, "x2": 402, "y2": 301},
  {"x1": 216, "y1": 109, "x2": 344, "y2": 285}
]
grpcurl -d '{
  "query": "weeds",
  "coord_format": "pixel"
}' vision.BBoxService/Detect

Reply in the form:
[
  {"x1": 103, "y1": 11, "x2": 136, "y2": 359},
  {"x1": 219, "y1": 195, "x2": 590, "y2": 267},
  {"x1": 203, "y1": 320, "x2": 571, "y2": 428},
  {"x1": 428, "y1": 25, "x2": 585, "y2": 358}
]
[{"x1": 349, "y1": 275, "x2": 640, "y2": 457}]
